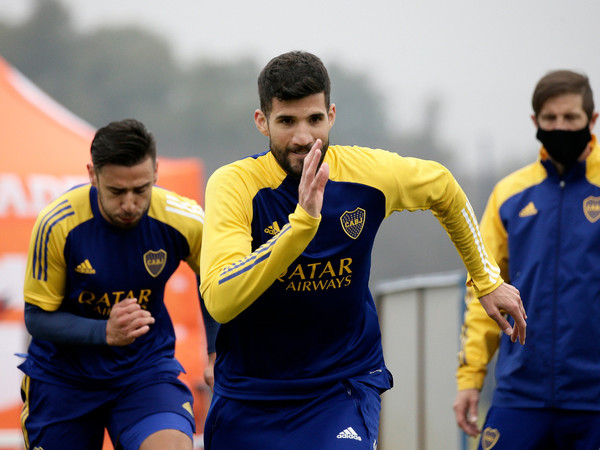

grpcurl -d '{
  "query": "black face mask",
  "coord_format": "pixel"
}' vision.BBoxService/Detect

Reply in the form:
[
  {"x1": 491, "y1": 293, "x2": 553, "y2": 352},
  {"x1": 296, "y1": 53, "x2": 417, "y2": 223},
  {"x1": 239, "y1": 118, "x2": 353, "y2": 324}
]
[{"x1": 536, "y1": 125, "x2": 592, "y2": 167}]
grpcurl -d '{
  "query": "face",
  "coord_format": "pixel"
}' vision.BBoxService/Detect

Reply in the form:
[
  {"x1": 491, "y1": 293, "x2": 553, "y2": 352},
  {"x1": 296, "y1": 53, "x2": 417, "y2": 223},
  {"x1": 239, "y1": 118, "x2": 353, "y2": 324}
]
[
  {"x1": 87, "y1": 157, "x2": 157, "y2": 229},
  {"x1": 254, "y1": 93, "x2": 336, "y2": 178},
  {"x1": 532, "y1": 93, "x2": 592, "y2": 131}
]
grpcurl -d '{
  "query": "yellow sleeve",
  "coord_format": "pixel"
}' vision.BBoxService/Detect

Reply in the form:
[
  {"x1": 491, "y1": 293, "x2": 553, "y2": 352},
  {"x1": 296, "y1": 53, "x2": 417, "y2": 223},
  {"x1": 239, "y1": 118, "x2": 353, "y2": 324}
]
[
  {"x1": 428, "y1": 176, "x2": 503, "y2": 296},
  {"x1": 23, "y1": 190, "x2": 89, "y2": 311},
  {"x1": 457, "y1": 186, "x2": 508, "y2": 390},
  {"x1": 199, "y1": 164, "x2": 320, "y2": 323},
  {"x1": 330, "y1": 149, "x2": 504, "y2": 295},
  {"x1": 385, "y1": 156, "x2": 503, "y2": 295}
]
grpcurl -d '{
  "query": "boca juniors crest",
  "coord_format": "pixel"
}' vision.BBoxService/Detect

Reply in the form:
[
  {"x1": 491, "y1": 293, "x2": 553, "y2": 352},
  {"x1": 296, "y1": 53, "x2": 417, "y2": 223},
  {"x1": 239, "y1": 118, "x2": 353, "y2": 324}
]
[
  {"x1": 481, "y1": 427, "x2": 500, "y2": 450},
  {"x1": 340, "y1": 207, "x2": 366, "y2": 239},
  {"x1": 583, "y1": 195, "x2": 600, "y2": 223},
  {"x1": 144, "y1": 249, "x2": 167, "y2": 277}
]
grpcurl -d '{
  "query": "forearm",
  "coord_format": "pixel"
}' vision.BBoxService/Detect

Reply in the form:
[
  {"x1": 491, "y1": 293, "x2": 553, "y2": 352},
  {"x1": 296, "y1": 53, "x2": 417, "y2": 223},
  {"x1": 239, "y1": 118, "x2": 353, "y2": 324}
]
[
  {"x1": 434, "y1": 183, "x2": 502, "y2": 294},
  {"x1": 201, "y1": 204, "x2": 319, "y2": 323},
  {"x1": 24, "y1": 302, "x2": 107, "y2": 345}
]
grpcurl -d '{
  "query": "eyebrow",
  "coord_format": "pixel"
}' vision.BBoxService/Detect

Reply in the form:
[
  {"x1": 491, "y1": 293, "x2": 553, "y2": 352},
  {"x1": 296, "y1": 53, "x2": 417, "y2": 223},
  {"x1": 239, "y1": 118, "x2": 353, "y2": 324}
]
[
  {"x1": 275, "y1": 111, "x2": 326, "y2": 120},
  {"x1": 107, "y1": 181, "x2": 153, "y2": 192}
]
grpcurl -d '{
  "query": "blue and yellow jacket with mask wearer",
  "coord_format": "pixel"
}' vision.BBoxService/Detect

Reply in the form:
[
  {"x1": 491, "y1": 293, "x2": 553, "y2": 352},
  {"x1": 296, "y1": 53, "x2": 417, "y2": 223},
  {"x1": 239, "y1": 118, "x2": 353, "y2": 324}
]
[
  {"x1": 458, "y1": 135, "x2": 600, "y2": 410},
  {"x1": 200, "y1": 144, "x2": 503, "y2": 401}
]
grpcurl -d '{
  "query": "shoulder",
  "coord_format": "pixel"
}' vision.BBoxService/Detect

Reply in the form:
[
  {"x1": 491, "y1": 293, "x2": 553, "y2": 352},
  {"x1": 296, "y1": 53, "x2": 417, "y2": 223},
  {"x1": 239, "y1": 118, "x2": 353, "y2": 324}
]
[
  {"x1": 326, "y1": 145, "x2": 451, "y2": 191},
  {"x1": 327, "y1": 145, "x2": 445, "y2": 172},
  {"x1": 491, "y1": 160, "x2": 546, "y2": 206},
  {"x1": 207, "y1": 152, "x2": 286, "y2": 197},
  {"x1": 149, "y1": 186, "x2": 204, "y2": 227},
  {"x1": 327, "y1": 145, "x2": 401, "y2": 167},
  {"x1": 34, "y1": 184, "x2": 93, "y2": 235}
]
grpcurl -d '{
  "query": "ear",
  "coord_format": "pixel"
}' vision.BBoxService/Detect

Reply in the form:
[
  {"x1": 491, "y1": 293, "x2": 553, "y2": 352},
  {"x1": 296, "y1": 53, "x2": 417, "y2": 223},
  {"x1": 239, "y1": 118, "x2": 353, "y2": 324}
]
[
  {"x1": 154, "y1": 159, "x2": 159, "y2": 184},
  {"x1": 530, "y1": 114, "x2": 538, "y2": 129},
  {"x1": 589, "y1": 112, "x2": 599, "y2": 130},
  {"x1": 87, "y1": 163, "x2": 97, "y2": 187},
  {"x1": 254, "y1": 109, "x2": 270, "y2": 137},
  {"x1": 328, "y1": 103, "x2": 336, "y2": 130}
]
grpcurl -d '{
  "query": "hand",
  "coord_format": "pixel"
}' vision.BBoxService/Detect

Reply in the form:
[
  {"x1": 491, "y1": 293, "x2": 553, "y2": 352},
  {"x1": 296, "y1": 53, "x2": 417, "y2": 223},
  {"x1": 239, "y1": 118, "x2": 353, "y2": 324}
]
[
  {"x1": 298, "y1": 139, "x2": 329, "y2": 218},
  {"x1": 106, "y1": 298, "x2": 155, "y2": 346},
  {"x1": 204, "y1": 352, "x2": 216, "y2": 391},
  {"x1": 479, "y1": 282, "x2": 527, "y2": 344},
  {"x1": 453, "y1": 389, "x2": 481, "y2": 437}
]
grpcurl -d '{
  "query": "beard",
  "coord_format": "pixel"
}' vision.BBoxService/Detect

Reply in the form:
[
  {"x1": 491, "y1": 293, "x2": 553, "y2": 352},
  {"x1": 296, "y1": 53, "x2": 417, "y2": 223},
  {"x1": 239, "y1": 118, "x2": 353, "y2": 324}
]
[{"x1": 269, "y1": 138, "x2": 329, "y2": 179}]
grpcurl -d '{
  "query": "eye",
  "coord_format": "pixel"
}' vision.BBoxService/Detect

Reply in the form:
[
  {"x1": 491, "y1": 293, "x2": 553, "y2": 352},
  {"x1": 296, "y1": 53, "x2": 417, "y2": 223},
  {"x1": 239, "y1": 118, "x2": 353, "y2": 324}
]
[
  {"x1": 276, "y1": 116, "x2": 294, "y2": 125},
  {"x1": 309, "y1": 114, "x2": 325, "y2": 124},
  {"x1": 540, "y1": 113, "x2": 556, "y2": 122}
]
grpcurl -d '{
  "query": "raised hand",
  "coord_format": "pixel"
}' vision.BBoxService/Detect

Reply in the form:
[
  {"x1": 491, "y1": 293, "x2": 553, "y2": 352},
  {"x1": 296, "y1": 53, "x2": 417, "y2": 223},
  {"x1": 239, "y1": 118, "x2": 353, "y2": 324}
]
[{"x1": 298, "y1": 139, "x2": 329, "y2": 218}]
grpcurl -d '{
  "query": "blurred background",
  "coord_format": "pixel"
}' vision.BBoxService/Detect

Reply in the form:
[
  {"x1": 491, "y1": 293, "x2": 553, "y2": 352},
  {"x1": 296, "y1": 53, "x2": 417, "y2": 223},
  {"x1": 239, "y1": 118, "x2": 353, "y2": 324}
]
[{"x1": 0, "y1": 0, "x2": 599, "y2": 448}]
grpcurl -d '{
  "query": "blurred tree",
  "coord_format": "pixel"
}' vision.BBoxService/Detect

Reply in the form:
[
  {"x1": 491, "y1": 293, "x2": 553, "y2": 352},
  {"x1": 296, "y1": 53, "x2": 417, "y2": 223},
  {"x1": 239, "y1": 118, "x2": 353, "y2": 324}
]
[
  {"x1": 329, "y1": 64, "x2": 389, "y2": 148},
  {"x1": 162, "y1": 58, "x2": 265, "y2": 175},
  {"x1": 68, "y1": 26, "x2": 179, "y2": 128},
  {"x1": 0, "y1": 0, "x2": 76, "y2": 97},
  {"x1": 0, "y1": 0, "x2": 470, "y2": 282}
]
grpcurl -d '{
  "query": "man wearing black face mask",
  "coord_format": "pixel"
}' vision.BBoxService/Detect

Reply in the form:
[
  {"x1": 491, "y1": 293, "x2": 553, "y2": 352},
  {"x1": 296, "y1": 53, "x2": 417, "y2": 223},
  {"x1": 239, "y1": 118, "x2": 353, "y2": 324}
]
[{"x1": 454, "y1": 70, "x2": 600, "y2": 449}]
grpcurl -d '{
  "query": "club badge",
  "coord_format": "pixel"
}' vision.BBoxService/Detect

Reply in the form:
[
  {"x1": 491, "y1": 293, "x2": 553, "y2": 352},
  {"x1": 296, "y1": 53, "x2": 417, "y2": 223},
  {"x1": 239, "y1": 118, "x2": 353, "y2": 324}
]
[
  {"x1": 340, "y1": 207, "x2": 366, "y2": 239},
  {"x1": 144, "y1": 249, "x2": 167, "y2": 277},
  {"x1": 481, "y1": 427, "x2": 500, "y2": 450},
  {"x1": 583, "y1": 195, "x2": 600, "y2": 223}
]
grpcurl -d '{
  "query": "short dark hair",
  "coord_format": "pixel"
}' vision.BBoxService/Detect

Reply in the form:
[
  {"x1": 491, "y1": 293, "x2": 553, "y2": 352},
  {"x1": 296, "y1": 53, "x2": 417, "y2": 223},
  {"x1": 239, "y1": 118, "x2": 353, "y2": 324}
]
[
  {"x1": 258, "y1": 51, "x2": 331, "y2": 117},
  {"x1": 90, "y1": 119, "x2": 156, "y2": 170},
  {"x1": 532, "y1": 70, "x2": 595, "y2": 119}
]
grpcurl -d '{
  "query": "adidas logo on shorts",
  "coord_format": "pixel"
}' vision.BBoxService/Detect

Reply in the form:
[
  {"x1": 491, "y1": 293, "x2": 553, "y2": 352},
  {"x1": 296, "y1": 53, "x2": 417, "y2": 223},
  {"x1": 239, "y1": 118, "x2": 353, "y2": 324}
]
[{"x1": 337, "y1": 427, "x2": 362, "y2": 441}]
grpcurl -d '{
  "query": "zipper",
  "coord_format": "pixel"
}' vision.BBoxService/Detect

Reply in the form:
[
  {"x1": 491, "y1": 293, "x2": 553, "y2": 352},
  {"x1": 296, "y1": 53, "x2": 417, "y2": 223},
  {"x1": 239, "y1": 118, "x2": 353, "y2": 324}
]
[{"x1": 551, "y1": 179, "x2": 565, "y2": 406}]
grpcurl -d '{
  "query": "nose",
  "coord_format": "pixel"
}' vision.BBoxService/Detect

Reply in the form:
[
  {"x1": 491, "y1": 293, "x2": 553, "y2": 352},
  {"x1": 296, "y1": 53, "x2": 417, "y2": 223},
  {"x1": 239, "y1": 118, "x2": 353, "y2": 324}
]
[
  {"x1": 291, "y1": 122, "x2": 314, "y2": 147},
  {"x1": 121, "y1": 192, "x2": 136, "y2": 213},
  {"x1": 553, "y1": 118, "x2": 569, "y2": 130}
]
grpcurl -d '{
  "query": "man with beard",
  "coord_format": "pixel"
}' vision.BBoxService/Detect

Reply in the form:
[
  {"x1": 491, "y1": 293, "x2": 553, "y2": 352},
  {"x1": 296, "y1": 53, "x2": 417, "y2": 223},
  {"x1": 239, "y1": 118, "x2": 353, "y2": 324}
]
[
  {"x1": 19, "y1": 119, "x2": 218, "y2": 449},
  {"x1": 200, "y1": 51, "x2": 527, "y2": 450},
  {"x1": 454, "y1": 70, "x2": 600, "y2": 449}
]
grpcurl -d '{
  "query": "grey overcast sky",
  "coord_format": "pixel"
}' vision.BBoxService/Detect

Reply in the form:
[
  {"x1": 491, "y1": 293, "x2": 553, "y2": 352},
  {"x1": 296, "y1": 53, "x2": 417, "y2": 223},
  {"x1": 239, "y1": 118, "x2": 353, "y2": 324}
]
[{"x1": 2, "y1": 0, "x2": 600, "y2": 172}]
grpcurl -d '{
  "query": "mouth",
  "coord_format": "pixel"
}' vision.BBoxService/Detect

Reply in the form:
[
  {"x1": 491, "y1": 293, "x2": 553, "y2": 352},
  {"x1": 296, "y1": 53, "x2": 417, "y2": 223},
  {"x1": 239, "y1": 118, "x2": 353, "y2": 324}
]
[
  {"x1": 290, "y1": 149, "x2": 309, "y2": 156},
  {"x1": 288, "y1": 143, "x2": 312, "y2": 156},
  {"x1": 118, "y1": 215, "x2": 138, "y2": 225}
]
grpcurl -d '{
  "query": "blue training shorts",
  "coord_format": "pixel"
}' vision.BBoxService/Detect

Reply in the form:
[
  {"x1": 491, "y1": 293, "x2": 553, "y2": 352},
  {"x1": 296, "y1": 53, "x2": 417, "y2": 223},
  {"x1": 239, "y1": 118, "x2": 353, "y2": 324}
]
[
  {"x1": 478, "y1": 406, "x2": 600, "y2": 450},
  {"x1": 20, "y1": 371, "x2": 195, "y2": 450},
  {"x1": 204, "y1": 378, "x2": 382, "y2": 450}
]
